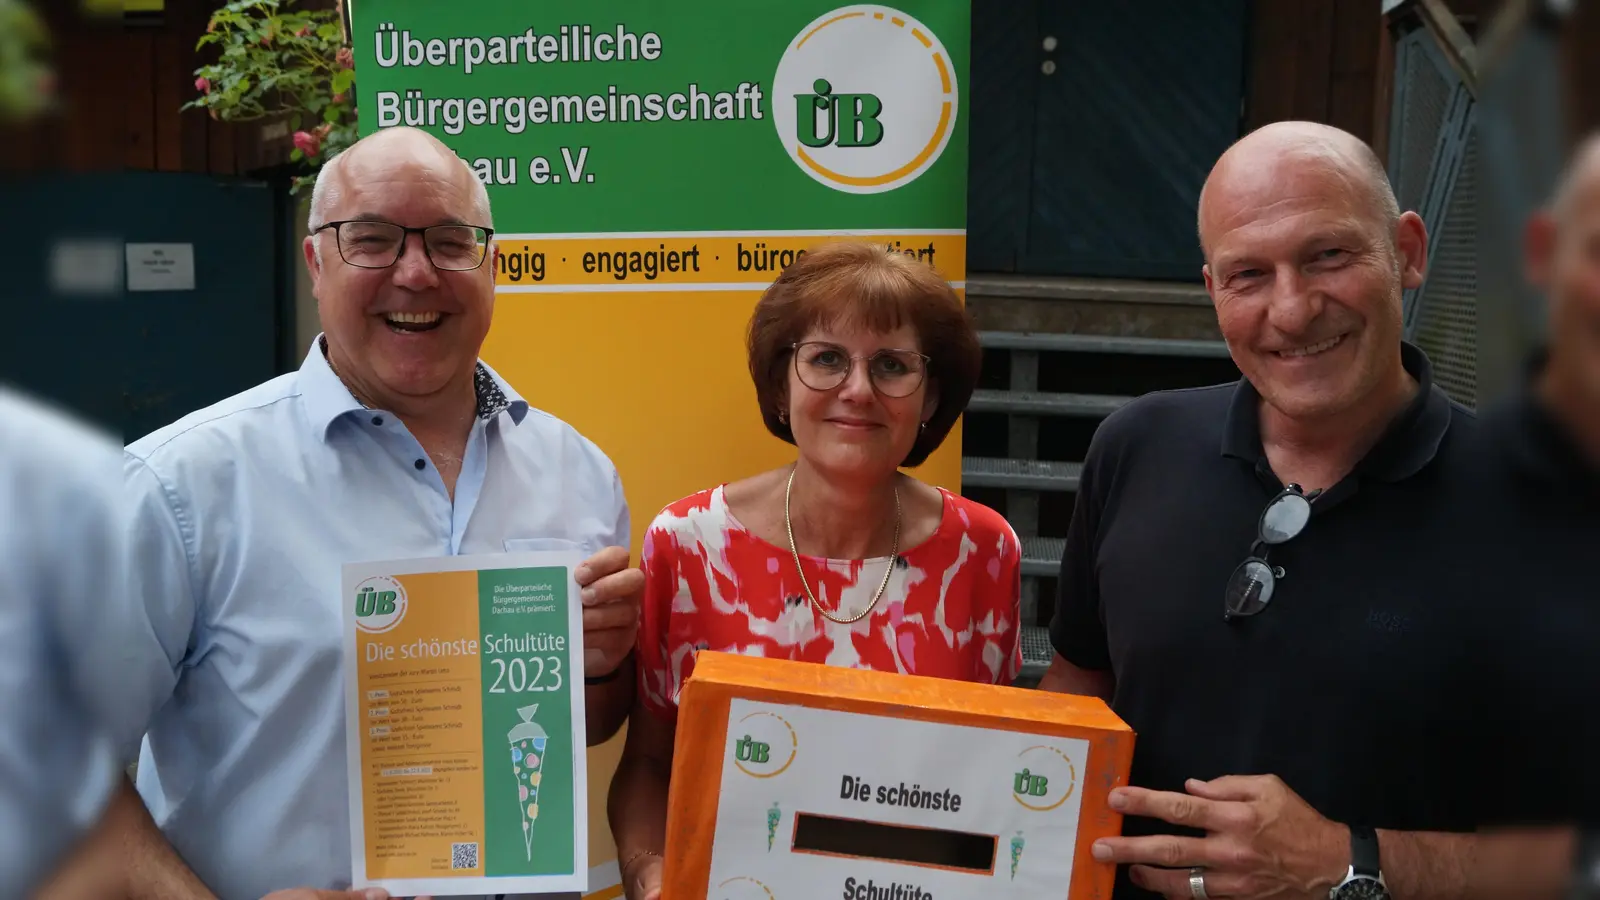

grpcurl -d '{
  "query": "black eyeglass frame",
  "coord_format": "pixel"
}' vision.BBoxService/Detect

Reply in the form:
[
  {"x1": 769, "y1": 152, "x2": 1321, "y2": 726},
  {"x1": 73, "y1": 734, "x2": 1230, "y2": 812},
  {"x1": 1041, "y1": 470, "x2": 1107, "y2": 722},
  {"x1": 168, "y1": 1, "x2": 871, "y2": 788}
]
[
  {"x1": 788, "y1": 340, "x2": 932, "y2": 399},
  {"x1": 1222, "y1": 483, "x2": 1321, "y2": 622},
  {"x1": 311, "y1": 219, "x2": 497, "y2": 271}
]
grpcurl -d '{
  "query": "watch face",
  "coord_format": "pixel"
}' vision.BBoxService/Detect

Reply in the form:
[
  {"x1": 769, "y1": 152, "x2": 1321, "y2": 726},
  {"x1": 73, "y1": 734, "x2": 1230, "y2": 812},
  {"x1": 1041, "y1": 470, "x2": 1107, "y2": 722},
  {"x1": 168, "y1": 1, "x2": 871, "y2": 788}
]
[{"x1": 1331, "y1": 876, "x2": 1390, "y2": 900}]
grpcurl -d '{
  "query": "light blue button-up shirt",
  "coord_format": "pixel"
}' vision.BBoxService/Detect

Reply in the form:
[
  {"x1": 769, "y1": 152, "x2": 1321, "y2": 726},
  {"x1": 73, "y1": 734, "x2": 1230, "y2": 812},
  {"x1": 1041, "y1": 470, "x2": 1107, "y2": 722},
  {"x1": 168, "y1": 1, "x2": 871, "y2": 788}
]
[
  {"x1": 0, "y1": 387, "x2": 122, "y2": 895},
  {"x1": 114, "y1": 339, "x2": 629, "y2": 900}
]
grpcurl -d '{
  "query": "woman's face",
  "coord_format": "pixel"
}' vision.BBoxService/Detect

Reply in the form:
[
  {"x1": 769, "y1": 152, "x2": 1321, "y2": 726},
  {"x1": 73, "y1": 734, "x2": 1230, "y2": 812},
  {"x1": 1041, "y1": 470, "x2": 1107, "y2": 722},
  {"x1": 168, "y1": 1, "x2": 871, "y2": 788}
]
[{"x1": 785, "y1": 321, "x2": 937, "y2": 477}]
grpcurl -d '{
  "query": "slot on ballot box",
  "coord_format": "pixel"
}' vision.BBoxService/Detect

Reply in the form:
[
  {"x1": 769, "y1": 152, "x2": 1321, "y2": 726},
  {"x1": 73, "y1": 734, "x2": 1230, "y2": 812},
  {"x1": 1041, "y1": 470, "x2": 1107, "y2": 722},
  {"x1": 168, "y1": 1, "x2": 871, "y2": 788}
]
[{"x1": 663, "y1": 652, "x2": 1135, "y2": 899}]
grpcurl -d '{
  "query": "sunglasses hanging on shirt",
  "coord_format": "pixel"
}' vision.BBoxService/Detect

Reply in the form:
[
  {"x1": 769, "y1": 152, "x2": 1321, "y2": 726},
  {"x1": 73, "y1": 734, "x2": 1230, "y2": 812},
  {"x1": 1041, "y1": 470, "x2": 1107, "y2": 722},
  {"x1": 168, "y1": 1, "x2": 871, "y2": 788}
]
[{"x1": 1223, "y1": 483, "x2": 1321, "y2": 621}]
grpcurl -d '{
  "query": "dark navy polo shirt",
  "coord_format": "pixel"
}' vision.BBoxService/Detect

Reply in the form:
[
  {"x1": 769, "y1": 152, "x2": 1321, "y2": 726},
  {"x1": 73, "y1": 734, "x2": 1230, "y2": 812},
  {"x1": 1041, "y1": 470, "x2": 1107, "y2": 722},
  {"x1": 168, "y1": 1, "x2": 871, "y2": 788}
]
[
  {"x1": 1466, "y1": 359, "x2": 1600, "y2": 831},
  {"x1": 1050, "y1": 343, "x2": 1491, "y2": 898}
]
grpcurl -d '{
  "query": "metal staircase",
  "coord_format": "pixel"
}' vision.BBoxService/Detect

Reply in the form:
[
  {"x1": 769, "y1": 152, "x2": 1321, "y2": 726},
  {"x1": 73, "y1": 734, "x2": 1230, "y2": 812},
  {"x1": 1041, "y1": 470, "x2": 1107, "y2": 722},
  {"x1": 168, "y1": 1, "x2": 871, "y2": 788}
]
[{"x1": 958, "y1": 276, "x2": 1239, "y2": 686}]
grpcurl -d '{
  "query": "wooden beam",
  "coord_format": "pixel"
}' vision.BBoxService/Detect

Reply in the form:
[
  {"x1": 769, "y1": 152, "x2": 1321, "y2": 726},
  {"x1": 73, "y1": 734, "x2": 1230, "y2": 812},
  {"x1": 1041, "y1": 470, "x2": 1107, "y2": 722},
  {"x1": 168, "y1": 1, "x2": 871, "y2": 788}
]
[
  {"x1": 1296, "y1": 0, "x2": 1338, "y2": 123},
  {"x1": 1562, "y1": 0, "x2": 1600, "y2": 144},
  {"x1": 176, "y1": 0, "x2": 211, "y2": 172},
  {"x1": 125, "y1": 32, "x2": 158, "y2": 170},
  {"x1": 1329, "y1": 0, "x2": 1382, "y2": 145},
  {"x1": 152, "y1": 29, "x2": 185, "y2": 172},
  {"x1": 1417, "y1": 0, "x2": 1481, "y2": 92},
  {"x1": 1372, "y1": 10, "x2": 1397, "y2": 164},
  {"x1": 1244, "y1": 0, "x2": 1302, "y2": 131}
]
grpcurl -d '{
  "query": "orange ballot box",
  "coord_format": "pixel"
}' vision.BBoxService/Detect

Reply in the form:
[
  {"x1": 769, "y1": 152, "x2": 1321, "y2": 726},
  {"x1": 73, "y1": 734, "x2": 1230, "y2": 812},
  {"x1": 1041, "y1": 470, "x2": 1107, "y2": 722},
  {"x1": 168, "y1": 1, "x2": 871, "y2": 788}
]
[{"x1": 662, "y1": 652, "x2": 1135, "y2": 900}]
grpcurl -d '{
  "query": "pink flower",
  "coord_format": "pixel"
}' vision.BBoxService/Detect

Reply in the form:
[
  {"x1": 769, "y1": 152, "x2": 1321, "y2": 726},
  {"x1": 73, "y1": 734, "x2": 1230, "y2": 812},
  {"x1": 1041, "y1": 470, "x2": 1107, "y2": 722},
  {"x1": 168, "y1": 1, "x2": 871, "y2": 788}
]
[
  {"x1": 297, "y1": 26, "x2": 310, "y2": 37},
  {"x1": 195, "y1": 76, "x2": 210, "y2": 94},
  {"x1": 292, "y1": 130, "x2": 321, "y2": 157},
  {"x1": 336, "y1": 47, "x2": 354, "y2": 69},
  {"x1": 331, "y1": 92, "x2": 346, "y2": 104}
]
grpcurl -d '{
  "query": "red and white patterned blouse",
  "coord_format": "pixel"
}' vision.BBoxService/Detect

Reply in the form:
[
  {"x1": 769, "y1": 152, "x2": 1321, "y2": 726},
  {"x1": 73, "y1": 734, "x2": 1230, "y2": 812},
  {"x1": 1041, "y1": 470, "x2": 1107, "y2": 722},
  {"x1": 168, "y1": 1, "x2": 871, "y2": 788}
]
[{"x1": 636, "y1": 483, "x2": 1023, "y2": 720}]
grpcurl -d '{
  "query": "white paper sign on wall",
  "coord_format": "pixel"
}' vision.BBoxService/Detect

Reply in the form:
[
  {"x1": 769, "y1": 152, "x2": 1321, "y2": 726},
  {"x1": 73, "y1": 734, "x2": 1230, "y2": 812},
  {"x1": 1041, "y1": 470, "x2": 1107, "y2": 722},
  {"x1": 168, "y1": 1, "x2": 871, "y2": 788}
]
[{"x1": 125, "y1": 243, "x2": 196, "y2": 292}]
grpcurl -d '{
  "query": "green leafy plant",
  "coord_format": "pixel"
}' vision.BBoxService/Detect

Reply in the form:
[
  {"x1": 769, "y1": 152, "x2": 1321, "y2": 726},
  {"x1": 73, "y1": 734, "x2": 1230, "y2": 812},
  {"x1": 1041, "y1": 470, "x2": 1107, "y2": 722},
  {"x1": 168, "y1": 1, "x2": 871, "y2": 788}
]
[
  {"x1": 0, "y1": 0, "x2": 55, "y2": 124},
  {"x1": 184, "y1": 0, "x2": 356, "y2": 193}
]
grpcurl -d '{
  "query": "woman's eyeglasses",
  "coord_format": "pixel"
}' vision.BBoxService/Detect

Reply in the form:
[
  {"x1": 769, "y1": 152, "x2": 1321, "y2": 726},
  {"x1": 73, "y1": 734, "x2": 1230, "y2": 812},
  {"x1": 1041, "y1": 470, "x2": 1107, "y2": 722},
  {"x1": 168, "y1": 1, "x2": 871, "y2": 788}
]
[
  {"x1": 1223, "y1": 483, "x2": 1320, "y2": 621},
  {"x1": 791, "y1": 341, "x2": 930, "y2": 399}
]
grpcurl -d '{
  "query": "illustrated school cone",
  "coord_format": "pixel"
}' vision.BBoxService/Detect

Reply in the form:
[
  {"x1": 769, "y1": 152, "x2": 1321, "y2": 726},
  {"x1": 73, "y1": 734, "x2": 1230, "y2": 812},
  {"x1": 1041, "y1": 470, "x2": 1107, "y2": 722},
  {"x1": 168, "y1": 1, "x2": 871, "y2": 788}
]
[{"x1": 509, "y1": 704, "x2": 548, "y2": 861}]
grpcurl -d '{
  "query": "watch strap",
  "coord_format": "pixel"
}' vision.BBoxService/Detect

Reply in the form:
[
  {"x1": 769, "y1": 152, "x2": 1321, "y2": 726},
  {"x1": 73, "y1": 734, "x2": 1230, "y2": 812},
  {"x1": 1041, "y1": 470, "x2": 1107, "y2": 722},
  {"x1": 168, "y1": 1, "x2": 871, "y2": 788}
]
[{"x1": 1349, "y1": 824, "x2": 1381, "y2": 879}]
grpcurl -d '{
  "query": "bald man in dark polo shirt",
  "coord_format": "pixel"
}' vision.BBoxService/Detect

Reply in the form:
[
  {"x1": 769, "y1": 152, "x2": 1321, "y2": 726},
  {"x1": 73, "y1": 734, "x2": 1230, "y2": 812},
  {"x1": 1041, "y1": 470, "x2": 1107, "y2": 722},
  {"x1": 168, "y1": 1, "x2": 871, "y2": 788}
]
[{"x1": 1040, "y1": 122, "x2": 1503, "y2": 900}]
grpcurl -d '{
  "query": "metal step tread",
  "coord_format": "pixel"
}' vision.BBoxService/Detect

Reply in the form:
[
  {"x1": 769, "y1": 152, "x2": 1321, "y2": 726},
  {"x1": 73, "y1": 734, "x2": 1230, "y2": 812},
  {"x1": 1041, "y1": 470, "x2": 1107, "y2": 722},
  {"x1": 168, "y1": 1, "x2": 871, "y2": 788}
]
[
  {"x1": 966, "y1": 274, "x2": 1212, "y2": 307},
  {"x1": 969, "y1": 389, "x2": 1131, "y2": 417},
  {"x1": 979, "y1": 330, "x2": 1231, "y2": 359},
  {"x1": 963, "y1": 457, "x2": 1083, "y2": 491},
  {"x1": 1020, "y1": 536, "x2": 1065, "y2": 577},
  {"x1": 1019, "y1": 625, "x2": 1054, "y2": 681}
]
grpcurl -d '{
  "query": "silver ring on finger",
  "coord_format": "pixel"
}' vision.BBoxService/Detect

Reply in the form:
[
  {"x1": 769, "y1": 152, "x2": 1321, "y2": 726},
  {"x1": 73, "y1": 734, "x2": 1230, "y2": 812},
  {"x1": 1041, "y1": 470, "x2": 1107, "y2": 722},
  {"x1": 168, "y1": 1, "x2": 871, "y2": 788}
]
[{"x1": 1189, "y1": 866, "x2": 1210, "y2": 900}]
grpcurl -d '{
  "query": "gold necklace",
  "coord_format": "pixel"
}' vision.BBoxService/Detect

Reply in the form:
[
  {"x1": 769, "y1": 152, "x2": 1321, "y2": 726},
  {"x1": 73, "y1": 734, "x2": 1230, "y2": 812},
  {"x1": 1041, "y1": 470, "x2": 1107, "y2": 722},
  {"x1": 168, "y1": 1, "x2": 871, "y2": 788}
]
[{"x1": 784, "y1": 466, "x2": 901, "y2": 625}]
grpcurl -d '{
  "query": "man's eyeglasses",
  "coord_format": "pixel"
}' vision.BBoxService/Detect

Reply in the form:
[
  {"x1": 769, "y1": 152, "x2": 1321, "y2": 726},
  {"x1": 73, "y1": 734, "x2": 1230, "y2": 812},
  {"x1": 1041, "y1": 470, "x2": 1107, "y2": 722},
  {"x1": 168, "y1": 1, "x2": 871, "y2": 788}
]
[
  {"x1": 1223, "y1": 483, "x2": 1320, "y2": 621},
  {"x1": 312, "y1": 220, "x2": 495, "y2": 271},
  {"x1": 791, "y1": 341, "x2": 931, "y2": 399}
]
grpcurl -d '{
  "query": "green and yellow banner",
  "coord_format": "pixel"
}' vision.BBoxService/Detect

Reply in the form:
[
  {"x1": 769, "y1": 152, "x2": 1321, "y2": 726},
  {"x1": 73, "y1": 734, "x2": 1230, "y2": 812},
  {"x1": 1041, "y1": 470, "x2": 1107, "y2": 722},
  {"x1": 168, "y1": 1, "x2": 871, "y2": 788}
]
[{"x1": 349, "y1": 2, "x2": 971, "y2": 893}]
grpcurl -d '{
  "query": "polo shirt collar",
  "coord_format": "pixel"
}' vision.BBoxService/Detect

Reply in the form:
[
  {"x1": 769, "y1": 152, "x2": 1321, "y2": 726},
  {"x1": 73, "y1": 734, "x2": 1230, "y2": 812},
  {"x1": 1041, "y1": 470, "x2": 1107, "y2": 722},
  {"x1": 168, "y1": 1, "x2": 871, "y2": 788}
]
[
  {"x1": 298, "y1": 334, "x2": 530, "y2": 440},
  {"x1": 1221, "y1": 341, "x2": 1453, "y2": 483}
]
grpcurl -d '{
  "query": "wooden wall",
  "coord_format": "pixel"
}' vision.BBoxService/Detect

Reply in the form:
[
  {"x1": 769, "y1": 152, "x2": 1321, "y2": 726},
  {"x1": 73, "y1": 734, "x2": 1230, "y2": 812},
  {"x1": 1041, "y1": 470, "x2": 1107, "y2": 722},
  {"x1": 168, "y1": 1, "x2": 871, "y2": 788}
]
[
  {"x1": 1239, "y1": 0, "x2": 1506, "y2": 164},
  {"x1": 1243, "y1": 0, "x2": 1389, "y2": 153},
  {"x1": 1563, "y1": 0, "x2": 1600, "y2": 142},
  {"x1": 0, "y1": 0, "x2": 305, "y2": 176},
  {"x1": 18, "y1": 0, "x2": 1583, "y2": 175}
]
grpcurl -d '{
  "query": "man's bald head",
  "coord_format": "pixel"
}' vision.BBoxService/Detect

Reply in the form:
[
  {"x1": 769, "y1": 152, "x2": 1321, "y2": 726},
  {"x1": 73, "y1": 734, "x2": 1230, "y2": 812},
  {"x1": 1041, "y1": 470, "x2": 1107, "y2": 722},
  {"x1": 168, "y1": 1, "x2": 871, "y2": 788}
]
[
  {"x1": 1549, "y1": 131, "x2": 1600, "y2": 224},
  {"x1": 308, "y1": 126, "x2": 491, "y2": 246},
  {"x1": 1198, "y1": 121, "x2": 1401, "y2": 262},
  {"x1": 1527, "y1": 129, "x2": 1600, "y2": 412}
]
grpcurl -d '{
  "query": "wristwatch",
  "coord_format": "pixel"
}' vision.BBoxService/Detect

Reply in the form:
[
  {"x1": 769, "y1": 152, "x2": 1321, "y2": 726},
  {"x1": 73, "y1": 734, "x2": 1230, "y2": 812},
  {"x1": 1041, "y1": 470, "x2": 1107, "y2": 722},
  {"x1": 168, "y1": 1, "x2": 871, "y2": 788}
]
[{"x1": 1329, "y1": 825, "x2": 1390, "y2": 900}]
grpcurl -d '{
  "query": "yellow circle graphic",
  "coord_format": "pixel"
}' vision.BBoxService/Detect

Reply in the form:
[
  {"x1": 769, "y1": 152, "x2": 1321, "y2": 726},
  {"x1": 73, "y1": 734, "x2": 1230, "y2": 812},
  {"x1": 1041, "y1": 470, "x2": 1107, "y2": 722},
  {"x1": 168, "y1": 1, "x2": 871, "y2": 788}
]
[
  {"x1": 717, "y1": 876, "x2": 777, "y2": 899},
  {"x1": 773, "y1": 5, "x2": 958, "y2": 194},
  {"x1": 1012, "y1": 745, "x2": 1078, "y2": 812},
  {"x1": 731, "y1": 711, "x2": 798, "y2": 779}
]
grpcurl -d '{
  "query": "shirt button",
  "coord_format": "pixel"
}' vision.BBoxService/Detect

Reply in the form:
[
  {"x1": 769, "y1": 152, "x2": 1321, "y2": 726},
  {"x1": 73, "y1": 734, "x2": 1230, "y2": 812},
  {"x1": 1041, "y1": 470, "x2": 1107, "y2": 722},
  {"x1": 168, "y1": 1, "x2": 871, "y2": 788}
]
[
  {"x1": 414, "y1": 458, "x2": 426, "y2": 470},
  {"x1": 371, "y1": 415, "x2": 384, "y2": 426}
]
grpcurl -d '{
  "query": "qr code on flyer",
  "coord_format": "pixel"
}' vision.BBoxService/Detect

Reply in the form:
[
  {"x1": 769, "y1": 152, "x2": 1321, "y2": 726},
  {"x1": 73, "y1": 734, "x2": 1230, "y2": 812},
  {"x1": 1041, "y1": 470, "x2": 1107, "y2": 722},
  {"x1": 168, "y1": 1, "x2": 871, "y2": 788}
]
[{"x1": 451, "y1": 842, "x2": 479, "y2": 870}]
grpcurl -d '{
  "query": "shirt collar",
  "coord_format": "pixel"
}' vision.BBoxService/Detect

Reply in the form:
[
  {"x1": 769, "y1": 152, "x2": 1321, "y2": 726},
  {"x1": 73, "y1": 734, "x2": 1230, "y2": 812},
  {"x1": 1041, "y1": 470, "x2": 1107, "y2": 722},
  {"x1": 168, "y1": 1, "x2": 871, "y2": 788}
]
[
  {"x1": 299, "y1": 335, "x2": 529, "y2": 440},
  {"x1": 1221, "y1": 341, "x2": 1454, "y2": 483}
]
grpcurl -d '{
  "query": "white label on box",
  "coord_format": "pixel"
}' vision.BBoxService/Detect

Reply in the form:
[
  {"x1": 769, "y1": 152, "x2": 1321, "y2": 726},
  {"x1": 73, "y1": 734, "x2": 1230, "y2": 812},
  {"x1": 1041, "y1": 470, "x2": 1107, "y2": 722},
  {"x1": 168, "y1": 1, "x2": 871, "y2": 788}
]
[
  {"x1": 706, "y1": 699, "x2": 1091, "y2": 899},
  {"x1": 125, "y1": 243, "x2": 196, "y2": 292}
]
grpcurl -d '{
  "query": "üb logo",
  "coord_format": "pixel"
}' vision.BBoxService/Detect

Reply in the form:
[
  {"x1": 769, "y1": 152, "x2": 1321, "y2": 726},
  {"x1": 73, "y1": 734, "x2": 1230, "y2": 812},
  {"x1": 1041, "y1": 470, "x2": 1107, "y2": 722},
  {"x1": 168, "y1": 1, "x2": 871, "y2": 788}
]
[
  {"x1": 353, "y1": 575, "x2": 407, "y2": 634},
  {"x1": 797, "y1": 79, "x2": 883, "y2": 149},
  {"x1": 773, "y1": 5, "x2": 958, "y2": 194},
  {"x1": 730, "y1": 710, "x2": 797, "y2": 779},
  {"x1": 1013, "y1": 768, "x2": 1050, "y2": 797},
  {"x1": 355, "y1": 587, "x2": 397, "y2": 617},
  {"x1": 1012, "y1": 745, "x2": 1078, "y2": 812},
  {"x1": 734, "y1": 735, "x2": 772, "y2": 764}
]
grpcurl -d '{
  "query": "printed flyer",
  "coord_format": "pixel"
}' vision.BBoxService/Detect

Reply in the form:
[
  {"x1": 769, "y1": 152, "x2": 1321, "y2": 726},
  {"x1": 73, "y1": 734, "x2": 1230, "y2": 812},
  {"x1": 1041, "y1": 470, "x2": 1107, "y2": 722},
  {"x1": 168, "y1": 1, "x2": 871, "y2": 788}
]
[
  {"x1": 342, "y1": 551, "x2": 589, "y2": 897},
  {"x1": 706, "y1": 699, "x2": 1089, "y2": 898}
]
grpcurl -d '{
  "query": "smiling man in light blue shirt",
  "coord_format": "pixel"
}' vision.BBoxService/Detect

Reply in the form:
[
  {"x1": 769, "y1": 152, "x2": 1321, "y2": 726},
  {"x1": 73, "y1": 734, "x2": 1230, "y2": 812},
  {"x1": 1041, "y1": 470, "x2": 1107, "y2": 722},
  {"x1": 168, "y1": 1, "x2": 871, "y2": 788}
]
[{"x1": 62, "y1": 127, "x2": 643, "y2": 900}]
